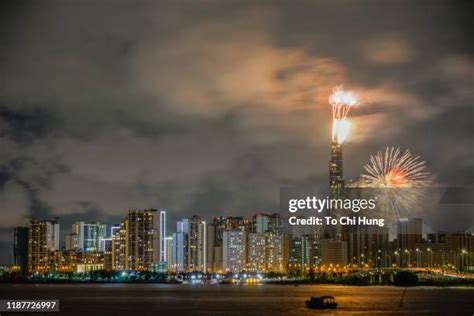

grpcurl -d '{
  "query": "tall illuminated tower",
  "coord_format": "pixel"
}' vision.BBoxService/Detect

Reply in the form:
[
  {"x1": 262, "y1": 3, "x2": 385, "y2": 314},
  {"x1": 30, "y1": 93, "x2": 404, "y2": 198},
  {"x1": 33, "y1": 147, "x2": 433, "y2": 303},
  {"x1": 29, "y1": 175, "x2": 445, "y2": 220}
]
[
  {"x1": 329, "y1": 140, "x2": 344, "y2": 198},
  {"x1": 328, "y1": 86, "x2": 357, "y2": 198},
  {"x1": 159, "y1": 210, "x2": 166, "y2": 262},
  {"x1": 327, "y1": 86, "x2": 358, "y2": 240}
]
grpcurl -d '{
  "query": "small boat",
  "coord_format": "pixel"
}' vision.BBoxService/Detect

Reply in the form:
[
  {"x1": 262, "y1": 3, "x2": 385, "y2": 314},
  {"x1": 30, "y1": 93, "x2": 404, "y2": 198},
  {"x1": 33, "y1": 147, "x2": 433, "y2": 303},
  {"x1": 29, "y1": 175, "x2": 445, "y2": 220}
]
[{"x1": 305, "y1": 295, "x2": 338, "y2": 309}]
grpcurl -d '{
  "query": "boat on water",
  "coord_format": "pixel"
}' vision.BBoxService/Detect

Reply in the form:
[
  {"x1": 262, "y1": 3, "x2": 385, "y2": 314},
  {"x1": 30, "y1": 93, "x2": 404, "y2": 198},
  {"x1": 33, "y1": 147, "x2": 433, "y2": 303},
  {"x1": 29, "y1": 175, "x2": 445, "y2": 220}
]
[{"x1": 305, "y1": 295, "x2": 338, "y2": 309}]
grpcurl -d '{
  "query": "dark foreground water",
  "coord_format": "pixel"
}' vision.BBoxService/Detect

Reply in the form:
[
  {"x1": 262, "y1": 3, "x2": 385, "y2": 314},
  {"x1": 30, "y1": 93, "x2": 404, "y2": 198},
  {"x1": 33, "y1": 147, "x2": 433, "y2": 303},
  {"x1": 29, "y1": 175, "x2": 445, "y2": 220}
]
[{"x1": 1, "y1": 284, "x2": 473, "y2": 315}]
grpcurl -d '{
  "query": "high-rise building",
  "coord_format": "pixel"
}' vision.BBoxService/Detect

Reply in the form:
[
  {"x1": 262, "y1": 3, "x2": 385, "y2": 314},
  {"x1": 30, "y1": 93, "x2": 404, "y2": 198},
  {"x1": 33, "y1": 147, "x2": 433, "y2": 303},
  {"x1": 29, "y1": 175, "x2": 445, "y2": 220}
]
[
  {"x1": 65, "y1": 233, "x2": 80, "y2": 250},
  {"x1": 103, "y1": 238, "x2": 113, "y2": 271},
  {"x1": 248, "y1": 233, "x2": 267, "y2": 272},
  {"x1": 171, "y1": 219, "x2": 189, "y2": 272},
  {"x1": 110, "y1": 210, "x2": 160, "y2": 271},
  {"x1": 163, "y1": 236, "x2": 173, "y2": 270},
  {"x1": 187, "y1": 215, "x2": 206, "y2": 271},
  {"x1": 223, "y1": 230, "x2": 247, "y2": 272},
  {"x1": 171, "y1": 232, "x2": 186, "y2": 272},
  {"x1": 289, "y1": 234, "x2": 321, "y2": 272},
  {"x1": 268, "y1": 213, "x2": 283, "y2": 235},
  {"x1": 126, "y1": 209, "x2": 159, "y2": 271},
  {"x1": 214, "y1": 246, "x2": 223, "y2": 273},
  {"x1": 214, "y1": 217, "x2": 251, "y2": 245},
  {"x1": 396, "y1": 218, "x2": 423, "y2": 267},
  {"x1": 329, "y1": 141, "x2": 344, "y2": 198},
  {"x1": 112, "y1": 221, "x2": 128, "y2": 271},
  {"x1": 266, "y1": 233, "x2": 289, "y2": 273},
  {"x1": 101, "y1": 225, "x2": 118, "y2": 271},
  {"x1": 159, "y1": 210, "x2": 167, "y2": 263},
  {"x1": 343, "y1": 225, "x2": 389, "y2": 268},
  {"x1": 320, "y1": 238, "x2": 347, "y2": 266},
  {"x1": 206, "y1": 223, "x2": 215, "y2": 272},
  {"x1": 28, "y1": 218, "x2": 60, "y2": 274},
  {"x1": 252, "y1": 214, "x2": 270, "y2": 233},
  {"x1": 247, "y1": 232, "x2": 289, "y2": 273},
  {"x1": 13, "y1": 226, "x2": 28, "y2": 275},
  {"x1": 415, "y1": 232, "x2": 474, "y2": 269},
  {"x1": 70, "y1": 221, "x2": 107, "y2": 252}
]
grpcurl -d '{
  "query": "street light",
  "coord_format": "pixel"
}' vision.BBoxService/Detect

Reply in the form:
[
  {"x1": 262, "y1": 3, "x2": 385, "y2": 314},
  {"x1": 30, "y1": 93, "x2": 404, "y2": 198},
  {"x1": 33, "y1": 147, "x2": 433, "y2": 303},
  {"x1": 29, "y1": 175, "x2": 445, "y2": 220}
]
[
  {"x1": 404, "y1": 249, "x2": 411, "y2": 268},
  {"x1": 427, "y1": 248, "x2": 432, "y2": 269}
]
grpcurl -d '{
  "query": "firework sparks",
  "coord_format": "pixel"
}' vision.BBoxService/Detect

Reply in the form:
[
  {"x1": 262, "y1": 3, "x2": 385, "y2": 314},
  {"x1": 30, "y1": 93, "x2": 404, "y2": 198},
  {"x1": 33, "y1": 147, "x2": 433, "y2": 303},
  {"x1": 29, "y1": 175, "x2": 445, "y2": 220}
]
[
  {"x1": 361, "y1": 147, "x2": 430, "y2": 188},
  {"x1": 328, "y1": 85, "x2": 358, "y2": 144},
  {"x1": 329, "y1": 85, "x2": 358, "y2": 120},
  {"x1": 355, "y1": 147, "x2": 431, "y2": 219}
]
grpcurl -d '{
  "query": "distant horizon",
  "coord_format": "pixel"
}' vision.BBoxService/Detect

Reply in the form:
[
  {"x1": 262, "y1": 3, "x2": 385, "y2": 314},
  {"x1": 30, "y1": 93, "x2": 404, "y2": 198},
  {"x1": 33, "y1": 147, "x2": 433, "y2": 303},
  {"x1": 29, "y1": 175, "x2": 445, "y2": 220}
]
[{"x1": 1, "y1": 1, "x2": 472, "y2": 271}]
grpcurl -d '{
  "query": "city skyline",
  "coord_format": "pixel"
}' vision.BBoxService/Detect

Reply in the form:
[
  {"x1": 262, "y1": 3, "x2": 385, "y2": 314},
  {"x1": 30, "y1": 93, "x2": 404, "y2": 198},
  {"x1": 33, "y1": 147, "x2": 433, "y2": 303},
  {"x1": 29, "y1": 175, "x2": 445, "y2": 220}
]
[
  {"x1": 0, "y1": 1, "x2": 473, "y2": 267},
  {"x1": 10, "y1": 210, "x2": 473, "y2": 276}
]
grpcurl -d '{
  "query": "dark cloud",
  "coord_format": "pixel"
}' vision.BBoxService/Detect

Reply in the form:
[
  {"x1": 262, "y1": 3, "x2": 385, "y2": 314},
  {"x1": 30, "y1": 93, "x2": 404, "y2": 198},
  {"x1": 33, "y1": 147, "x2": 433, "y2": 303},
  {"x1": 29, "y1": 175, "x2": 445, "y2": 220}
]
[
  {"x1": 0, "y1": 0, "x2": 473, "y2": 263},
  {"x1": 0, "y1": 106, "x2": 59, "y2": 143}
]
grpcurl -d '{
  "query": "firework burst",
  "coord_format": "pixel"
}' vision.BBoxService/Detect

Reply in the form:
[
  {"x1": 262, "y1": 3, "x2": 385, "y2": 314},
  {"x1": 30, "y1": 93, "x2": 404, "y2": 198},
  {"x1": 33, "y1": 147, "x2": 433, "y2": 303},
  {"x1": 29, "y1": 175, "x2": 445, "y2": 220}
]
[
  {"x1": 356, "y1": 147, "x2": 431, "y2": 220},
  {"x1": 328, "y1": 85, "x2": 358, "y2": 144},
  {"x1": 361, "y1": 147, "x2": 430, "y2": 188}
]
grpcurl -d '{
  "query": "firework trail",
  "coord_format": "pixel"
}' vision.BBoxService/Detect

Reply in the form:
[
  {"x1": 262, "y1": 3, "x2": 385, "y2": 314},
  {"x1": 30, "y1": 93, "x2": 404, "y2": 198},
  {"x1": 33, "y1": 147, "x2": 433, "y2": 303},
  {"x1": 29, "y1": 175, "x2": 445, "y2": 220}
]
[
  {"x1": 328, "y1": 85, "x2": 358, "y2": 144},
  {"x1": 355, "y1": 147, "x2": 430, "y2": 220}
]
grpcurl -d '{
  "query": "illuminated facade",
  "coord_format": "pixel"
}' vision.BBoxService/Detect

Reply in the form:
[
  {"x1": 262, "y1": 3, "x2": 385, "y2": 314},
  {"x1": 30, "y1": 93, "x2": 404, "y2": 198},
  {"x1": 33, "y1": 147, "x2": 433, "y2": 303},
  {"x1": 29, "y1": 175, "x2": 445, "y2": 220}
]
[
  {"x1": 248, "y1": 232, "x2": 289, "y2": 273},
  {"x1": 247, "y1": 233, "x2": 266, "y2": 272},
  {"x1": 222, "y1": 230, "x2": 246, "y2": 272},
  {"x1": 329, "y1": 141, "x2": 344, "y2": 198},
  {"x1": 159, "y1": 210, "x2": 167, "y2": 263},
  {"x1": 70, "y1": 221, "x2": 107, "y2": 252},
  {"x1": 187, "y1": 215, "x2": 206, "y2": 271},
  {"x1": 28, "y1": 218, "x2": 59, "y2": 274},
  {"x1": 112, "y1": 220, "x2": 128, "y2": 271},
  {"x1": 289, "y1": 234, "x2": 321, "y2": 272},
  {"x1": 126, "y1": 209, "x2": 159, "y2": 271}
]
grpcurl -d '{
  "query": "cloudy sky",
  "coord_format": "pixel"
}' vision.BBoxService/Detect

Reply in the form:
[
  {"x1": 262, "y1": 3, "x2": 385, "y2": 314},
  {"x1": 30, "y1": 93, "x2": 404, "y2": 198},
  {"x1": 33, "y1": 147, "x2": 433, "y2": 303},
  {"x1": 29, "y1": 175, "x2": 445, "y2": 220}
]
[{"x1": 0, "y1": 0, "x2": 472, "y2": 262}]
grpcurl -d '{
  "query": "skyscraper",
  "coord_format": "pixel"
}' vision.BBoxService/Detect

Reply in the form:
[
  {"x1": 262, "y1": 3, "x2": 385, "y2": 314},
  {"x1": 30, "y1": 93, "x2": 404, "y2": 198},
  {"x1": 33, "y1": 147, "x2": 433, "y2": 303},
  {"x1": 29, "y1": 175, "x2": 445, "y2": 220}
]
[
  {"x1": 265, "y1": 232, "x2": 289, "y2": 273},
  {"x1": 343, "y1": 225, "x2": 389, "y2": 267},
  {"x1": 248, "y1": 232, "x2": 289, "y2": 273},
  {"x1": 214, "y1": 216, "x2": 251, "y2": 245},
  {"x1": 328, "y1": 140, "x2": 345, "y2": 240},
  {"x1": 171, "y1": 219, "x2": 189, "y2": 272},
  {"x1": 206, "y1": 223, "x2": 215, "y2": 272},
  {"x1": 102, "y1": 224, "x2": 119, "y2": 271},
  {"x1": 223, "y1": 230, "x2": 246, "y2": 272},
  {"x1": 70, "y1": 221, "x2": 107, "y2": 252},
  {"x1": 329, "y1": 141, "x2": 344, "y2": 198},
  {"x1": 163, "y1": 236, "x2": 173, "y2": 270},
  {"x1": 187, "y1": 215, "x2": 206, "y2": 271},
  {"x1": 28, "y1": 218, "x2": 60, "y2": 274},
  {"x1": 112, "y1": 221, "x2": 128, "y2": 271},
  {"x1": 289, "y1": 234, "x2": 321, "y2": 273},
  {"x1": 159, "y1": 210, "x2": 167, "y2": 263},
  {"x1": 247, "y1": 233, "x2": 266, "y2": 272},
  {"x1": 397, "y1": 218, "x2": 422, "y2": 267},
  {"x1": 13, "y1": 226, "x2": 28, "y2": 275},
  {"x1": 126, "y1": 209, "x2": 159, "y2": 271}
]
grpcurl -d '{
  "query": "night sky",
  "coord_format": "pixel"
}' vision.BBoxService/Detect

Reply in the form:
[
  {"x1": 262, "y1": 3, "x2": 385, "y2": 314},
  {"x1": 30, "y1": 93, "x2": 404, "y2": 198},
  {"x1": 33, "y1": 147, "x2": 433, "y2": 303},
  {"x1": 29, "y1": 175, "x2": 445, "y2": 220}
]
[{"x1": 0, "y1": 0, "x2": 472, "y2": 263}]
